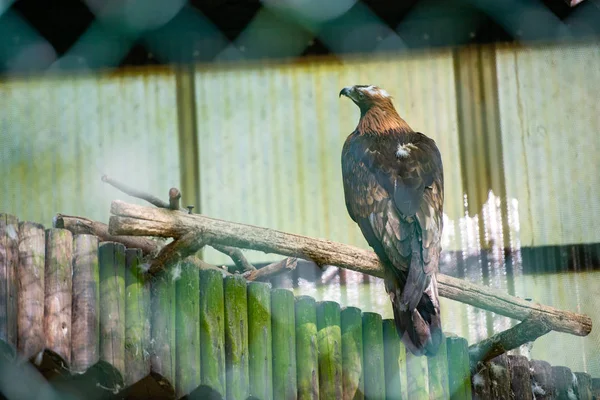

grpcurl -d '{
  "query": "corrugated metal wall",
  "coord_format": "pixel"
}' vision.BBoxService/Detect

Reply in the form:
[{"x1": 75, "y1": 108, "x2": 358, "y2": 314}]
[
  {"x1": 194, "y1": 51, "x2": 466, "y2": 265},
  {"x1": 0, "y1": 69, "x2": 181, "y2": 227}
]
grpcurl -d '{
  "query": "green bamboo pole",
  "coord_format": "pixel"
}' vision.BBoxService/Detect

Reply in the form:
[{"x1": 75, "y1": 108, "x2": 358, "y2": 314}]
[
  {"x1": 295, "y1": 295, "x2": 318, "y2": 400},
  {"x1": 0, "y1": 214, "x2": 18, "y2": 352},
  {"x1": 150, "y1": 267, "x2": 177, "y2": 386},
  {"x1": 248, "y1": 282, "x2": 273, "y2": 400},
  {"x1": 427, "y1": 332, "x2": 450, "y2": 399},
  {"x1": 176, "y1": 259, "x2": 201, "y2": 397},
  {"x1": 124, "y1": 248, "x2": 150, "y2": 385},
  {"x1": 199, "y1": 269, "x2": 225, "y2": 396},
  {"x1": 341, "y1": 307, "x2": 363, "y2": 400},
  {"x1": 382, "y1": 320, "x2": 408, "y2": 400},
  {"x1": 98, "y1": 242, "x2": 126, "y2": 378},
  {"x1": 224, "y1": 275, "x2": 249, "y2": 400},
  {"x1": 271, "y1": 288, "x2": 296, "y2": 399},
  {"x1": 362, "y1": 312, "x2": 385, "y2": 399},
  {"x1": 406, "y1": 349, "x2": 429, "y2": 399},
  {"x1": 447, "y1": 336, "x2": 472, "y2": 400},
  {"x1": 317, "y1": 301, "x2": 342, "y2": 399}
]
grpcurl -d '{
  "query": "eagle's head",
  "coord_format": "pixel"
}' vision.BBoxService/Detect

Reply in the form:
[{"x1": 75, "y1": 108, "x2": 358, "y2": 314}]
[{"x1": 339, "y1": 84, "x2": 393, "y2": 113}]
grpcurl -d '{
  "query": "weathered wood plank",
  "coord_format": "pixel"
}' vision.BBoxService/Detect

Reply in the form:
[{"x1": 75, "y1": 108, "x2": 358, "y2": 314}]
[
  {"x1": 447, "y1": 336, "x2": 472, "y2": 400},
  {"x1": 383, "y1": 319, "x2": 408, "y2": 400},
  {"x1": 124, "y1": 248, "x2": 151, "y2": 386},
  {"x1": 406, "y1": 350, "x2": 429, "y2": 399},
  {"x1": 552, "y1": 366, "x2": 576, "y2": 400},
  {"x1": 248, "y1": 282, "x2": 273, "y2": 400},
  {"x1": 428, "y1": 332, "x2": 450, "y2": 399},
  {"x1": 176, "y1": 258, "x2": 201, "y2": 397},
  {"x1": 0, "y1": 213, "x2": 18, "y2": 352},
  {"x1": 508, "y1": 355, "x2": 532, "y2": 400},
  {"x1": 317, "y1": 301, "x2": 342, "y2": 400},
  {"x1": 271, "y1": 288, "x2": 297, "y2": 400},
  {"x1": 224, "y1": 274, "x2": 249, "y2": 400},
  {"x1": 150, "y1": 267, "x2": 177, "y2": 388},
  {"x1": 529, "y1": 359, "x2": 555, "y2": 400},
  {"x1": 341, "y1": 307, "x2": 363, "y2": 400},
  {"x1": 17, "y1": 222, "x2": 46, "y2": 360},
  {"x1": 574, "y1": 372, "x2": 592, "y2": 400},
  {"x1": 71, "y1": 234, "x2": 99, "y2": 373},
  {"x1": 44, "y1": 228, "x2": 73, "y2": 365},
  {"x1": 488, "y1": 354, "x2": 510, "y2": 400},
  {"x1": 98, "y1": 242, "x2": 126, "y2": 383},
  {"x1": 199, "y1": 269, "x2": 226, "y2": 396},
  {"x1": 362, "y1": 312, "x2": 385, "y2": 400},
  {"x1": 471, "y1": 363, "x2": 491, "y2": 400}
]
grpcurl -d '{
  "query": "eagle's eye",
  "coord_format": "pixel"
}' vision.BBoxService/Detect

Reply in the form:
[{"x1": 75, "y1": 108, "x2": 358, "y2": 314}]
[{"x1": 357, "y1": 91, "x2": 365, "y2": 100}]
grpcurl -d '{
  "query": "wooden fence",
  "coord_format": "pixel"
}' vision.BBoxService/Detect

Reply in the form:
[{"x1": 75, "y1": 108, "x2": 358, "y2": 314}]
[{"x1": 1, "y1": 213, "x2": 599, "y2": 400}]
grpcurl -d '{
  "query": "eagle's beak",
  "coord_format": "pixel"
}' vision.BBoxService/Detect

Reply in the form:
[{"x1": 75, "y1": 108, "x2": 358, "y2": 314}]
[{"x1": 339, "y1": 86, "x2": 352, "y2": 98}]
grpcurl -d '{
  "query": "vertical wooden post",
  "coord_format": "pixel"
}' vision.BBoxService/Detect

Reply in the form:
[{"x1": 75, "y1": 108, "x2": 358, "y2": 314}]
[
  {"x1": 0, "y1": 214, "x2": 18, "y2": 354},
  {"x1": 362, "y1": 312, "x2": 385, "y2": 399},
  {"x1": 44, "y1": 228, "x2": 73, "y2": 365},
  {"x1": 99, "y1": 242, "x2": 126, "y2": 379},
  {"x1": 248, "y1": 282, "x2": 273, "y2": 400},
  {"x1": 574, "y1": 372, "x2": 592, "y2": 400},
  {"x1": 124, "y1": 248, "x2": 151, "y2": 386},
  {"x1": 271, "y1": 288, "x2": 297, "y2": 400},
  {"x1": 317, "y1": 301, "x2": 342, "y2": 400},
  {"x1": 447, "y1": 336, "x2": 472, "y2": 400},
  {"x1": 383, "y1": 319, "x2": 408, "y2": 400},
  {"x1": 199, "y1": 269, "x2": 225, "y2": 396},
  {"x1": 341, "y1": 307, "x2": 363, "y2": 400},
  {"x1": 591, "y1": 378, "x2": 600, "y2": 400},
  {"x1": 176, "y1": 258, "x2": 201, "y2": 397},
  {"x1": 71, "y1": 234, "x2": 99, "y2": 373},
  {"x1": 17, "y1": 222, "x2": 45, "y2": 361},
  {"x1": 428, "y1": 332, "x2": 450, "y2": 399},
  {"x1": 508, "y1": 355, "x2": 533, "y2": 400},
  {"x1": 295, "y1": 295, "x2": 318, "y2": 400},
  {"x1": 150, "y1": 266, "x2": 177, "y2": 388},
  {"x1": 224, "y1": 275, "x2": 249, "y2": 400},
  {"x1": 529, "y1": 359, "x2": 555, "y2": 400},
  {"x1": 552, "y1": 366, "x2": 575, "y2": 400},
  {"x1": 488, "y1": 354, "x2": 510, "y2": 400},
  {"x1": 471, "y1": 364, "x2": 491, "y2": 400},
  {"x1": 406, "y1": 350, "x2": 429, "y2": 399}
]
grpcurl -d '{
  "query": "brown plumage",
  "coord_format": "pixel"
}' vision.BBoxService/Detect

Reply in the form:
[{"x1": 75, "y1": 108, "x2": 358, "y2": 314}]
[{"x1": 339, "y1": 85, "x2": 444, "y2": 356}]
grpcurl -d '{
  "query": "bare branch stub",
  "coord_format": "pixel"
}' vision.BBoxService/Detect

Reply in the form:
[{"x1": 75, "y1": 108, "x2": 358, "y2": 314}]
[
  {"x1": 168, "y1": 188, "x2": 181, "y2": 210},
  {"x1": 102, "y1": 175, "x2": 171, "y2": 209},
  {"x1": 211, "y1": 244, "x2": 256, "y2": 272},
  {"x1": 244, "y1": 257, "x2": 298, "y2": 281}
]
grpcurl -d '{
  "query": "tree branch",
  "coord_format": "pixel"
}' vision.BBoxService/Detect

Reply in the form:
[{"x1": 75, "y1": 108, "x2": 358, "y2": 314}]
[
  {"x1": 211, "y1": 244, "x2": 256, "y2": 272},
  {"x1": 102, "y1": 175, "x2": 171, "y2": 209},
  {"x1": 243, "y1": 257, "x2": 298, "y2": 281},
  {"x1": 468, "y1": 312, "x2": 552, "y2": 368},
  {"x1": 108, "y1": 200, "x2": 593, "y2": 338}
]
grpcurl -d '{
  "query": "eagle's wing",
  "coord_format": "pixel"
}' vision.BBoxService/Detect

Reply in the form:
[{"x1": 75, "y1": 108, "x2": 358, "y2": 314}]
[{"x1": 342, "y1": 132, "x2": 444, "y2": 311}]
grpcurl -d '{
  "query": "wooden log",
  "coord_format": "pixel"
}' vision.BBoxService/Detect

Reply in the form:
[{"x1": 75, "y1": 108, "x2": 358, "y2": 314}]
[
  {"x1": 316, "y1": 301, "x2": 342, "y2": 400},
  {"x1": 529, "y1": 359, "x2": 555, "y2": 400},
  {"x1": 508, "y1": 355, "x2": 532, "y2": 400},
  {"x1": 295, "y1": 295, "x2": 318, "y2": 400},
  {"x1": 362, "y1": 312, "x2": 385, "y2": 400},
  {"x1": 125, "y1": 248, "x2": 151, "y2": 386},
  {"x1": 43, "y1": 228, "x2": 73, "y2": 366},
  {"x1": 54, "y1": 214, "x2": 159, "y2": 256},
  {"x1": 109, "y1": 201, "x2": 592, "y2": 338},
  {"x1": 271, "y1": 288, "x2": 297, "y2": 400},
  {"x1": 428, "y1": 332, "x2": 450, "y2": 399},
  {"x1": 71, "y1": 234, "x2": 100, "y2": 373},
  {"x1": 552, "y1": 366, "x2": 575, "y2": 400},
  {"x1": 447, "y1": 336, "x2": 472, "y2": 400},
  {"x1": 224, "y1": 275, "x2": 249, "y2": 400},
  {"x1": 471, "y1": 363, "x2": 491, "y2": 400},
  {"x1": 248, "y1": 282, "x2": 273, "y2": 400},
  {"x1": 176, "y1": 258, "x2": 201, "y2": 397},
  {"x1": 591, "y1": 378, "x2": 600, "y2": 400},
  {"x1": 98, "y1": 242, "x2": 126, "y2": 383},
  {"x1": 488, "y1": 354, "x2": 510, "y2": 400},
  {"x1": 150, "y1": 267, "x2": 177, "y2": 388},
  {"x1": 199, "y1": 269, "x2": 226, "y2": 396},
  {"x1": 341, "y1": 307, "x2": 363, "y2": 400},
  {"x1": 17, "y1": 221, "x2": 46, "y2": 360},
  {"x1": 0, "y1": 214, "x2": 18, "y2": 353},
  {"x1": 406, "y1": 350, "x2": 429, "y2": 399},
  {"x1": 574, "y1": 372, "x2": 592, "y2": 400},
  {"x1": 383, "y1": 319, "x2": 408, "y2": 400}
]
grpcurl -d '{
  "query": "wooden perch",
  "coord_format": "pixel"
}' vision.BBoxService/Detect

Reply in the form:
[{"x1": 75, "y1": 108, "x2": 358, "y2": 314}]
[
  {"x1": 54, "y1": 214, "x2": 160, "y2": 256},
  {"x1": 468, "y1": 312, "x2": 552, "y2": 367},
  {"x1": 108, "y1": 200, "x2": 592, "y2": 338},
  {"x1": 243, "y1": 257, "x2": 298, "y2": 281}
]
